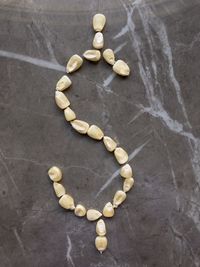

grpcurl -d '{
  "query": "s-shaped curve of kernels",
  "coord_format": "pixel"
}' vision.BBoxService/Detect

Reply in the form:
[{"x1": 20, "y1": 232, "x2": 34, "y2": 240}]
[{"x1": 48, "y1": 13, "x2": 134, "y2": 254}]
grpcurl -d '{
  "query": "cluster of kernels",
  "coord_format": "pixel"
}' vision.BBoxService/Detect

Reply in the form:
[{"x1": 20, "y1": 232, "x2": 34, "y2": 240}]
[
  {"x1": 103, "y1": 49, "x2": 130, "y2": 76},
  {"x1": 65, "y1": 13, "x2": 130, "y2": 75},
  {"x1": 48, "y1": 167, "x2": 104, "y2": 220},
  {"x1": 48, "y1": 167, "x2": 88, "y2": 216},
  {"x1": 48, "y1": 166, "x2": 75, "y2": 210},
  {"x1": 92, "y1": 13, "x2": 130, "y2": 76},
  {"x1": 120, "y1": 164, "x2": 135, "y2": 192},
  {"x1": 95, "y1": 219, "x2": 108, "y2": 253},
  {"x1": 92, "y1": 14, "x2": 106, "y2": 48},
  {"x1": 82, "y1": 14, "x2": 105, "y2": 62},
  {"x1": 55, "y1": 72, "x2": 77, "y2": 125},
  {"x1": 50, "y1": 13, "x2": 134, "y2": 254},
  {"x1": 70, "y1": 120, "x2": 105, "y2": 140},
  {"x1": 53, "y1": 72, "x2": 134, "y2": 253}
]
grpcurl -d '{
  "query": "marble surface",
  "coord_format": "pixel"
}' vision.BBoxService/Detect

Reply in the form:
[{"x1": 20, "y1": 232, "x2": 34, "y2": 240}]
[{"x1": 0, "y1": 0, "x2": 200, "y2": 266}]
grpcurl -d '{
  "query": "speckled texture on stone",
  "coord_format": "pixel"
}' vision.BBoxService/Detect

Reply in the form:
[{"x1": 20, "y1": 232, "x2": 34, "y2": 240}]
[{"x1": 0, "y1": 0, "x2": 200, "y2": 267}]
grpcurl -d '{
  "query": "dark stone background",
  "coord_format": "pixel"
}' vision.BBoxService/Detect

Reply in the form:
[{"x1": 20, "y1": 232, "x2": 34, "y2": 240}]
[{"x1": 0, "y1": 0, "x2": 200, "y2": 266}]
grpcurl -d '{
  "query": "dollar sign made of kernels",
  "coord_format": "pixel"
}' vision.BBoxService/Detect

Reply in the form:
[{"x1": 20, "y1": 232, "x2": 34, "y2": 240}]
[{"x1": 48, "y1": 14, "x2": 134, "y2": 254}]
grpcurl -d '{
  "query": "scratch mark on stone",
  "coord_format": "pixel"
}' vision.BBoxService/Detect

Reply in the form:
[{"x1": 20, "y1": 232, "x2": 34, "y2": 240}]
[
  {"x1": 128, "y1": 109, "x2": 145, "y2": 124},
  {"x1": 175, "y1": 32, "x2": 200, "y2": 51},
  {"x1": 113, "y1": 25, "x2": 129, "y2": 39},
  {"x1": 32, "y1": 21, "x2": 59, "y2": 64},
  {"x1": 165, "y1": 142, "x2": 180, "y2": 210},
  {"x1": 13, "y1": 228, "x2": 26, "y2": 256},
  {"x1": 95, "y1": 168, "x2": 120, "y2": 198},
  {"x1": 124, "y1": 207, "x2": 134, "y2": 234},
  {"x1": 114, "y1": 41, "x2": 127, "y2": 53},
  {"x1": 0, "y1": 50, "x2": 65, "y2": 72},
  {"x1": 103, "y1": 73, "x2": 116, "y2": 88},
  {"x1": 0, "y1": 153, "x2": 108, "y2": 179},
  {"x1": 65, "y1": 235, "x2": 75, "y2": 267},
  {"x1": 128, "y1": 139, "x2": 150, "y2": 162},
  {"x1": 0, "y1": 149, "x2": 21, "y2": 194}
]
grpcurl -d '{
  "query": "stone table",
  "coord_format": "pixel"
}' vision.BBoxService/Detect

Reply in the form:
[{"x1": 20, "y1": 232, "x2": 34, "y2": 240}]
[{"x1": 0, "y1": 0, "x2": 200, "y2": 266}]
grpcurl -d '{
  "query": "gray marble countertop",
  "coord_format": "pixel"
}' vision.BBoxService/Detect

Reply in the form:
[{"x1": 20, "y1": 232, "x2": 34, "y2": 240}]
[{"x1": 0, "y1": 0, "x2": 200, "y2": 266}]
